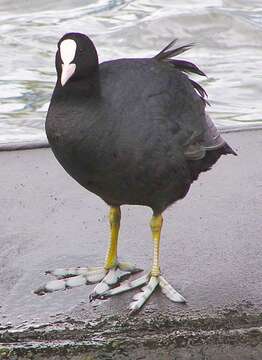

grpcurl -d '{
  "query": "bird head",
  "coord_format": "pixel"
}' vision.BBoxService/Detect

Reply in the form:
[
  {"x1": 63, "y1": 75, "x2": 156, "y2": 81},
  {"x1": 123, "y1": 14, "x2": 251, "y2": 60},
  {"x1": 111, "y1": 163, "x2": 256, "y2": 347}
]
[{"x1": 56, "y1": 33, "x2": 99, "y2": 87}]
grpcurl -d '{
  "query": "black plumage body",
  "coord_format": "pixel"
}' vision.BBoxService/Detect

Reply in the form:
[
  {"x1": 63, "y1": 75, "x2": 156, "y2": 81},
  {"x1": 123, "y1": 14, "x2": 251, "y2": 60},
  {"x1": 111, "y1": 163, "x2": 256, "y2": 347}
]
[{"x1": 46, "y1": 37, "x2": 235, "y2": 214}]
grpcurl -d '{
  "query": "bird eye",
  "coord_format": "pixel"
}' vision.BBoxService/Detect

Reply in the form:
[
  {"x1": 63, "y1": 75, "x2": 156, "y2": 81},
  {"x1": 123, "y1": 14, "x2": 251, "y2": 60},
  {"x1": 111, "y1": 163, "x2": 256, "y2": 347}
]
[{"x1": 79, "y1": 48, "x2": 84, "y2": 53}]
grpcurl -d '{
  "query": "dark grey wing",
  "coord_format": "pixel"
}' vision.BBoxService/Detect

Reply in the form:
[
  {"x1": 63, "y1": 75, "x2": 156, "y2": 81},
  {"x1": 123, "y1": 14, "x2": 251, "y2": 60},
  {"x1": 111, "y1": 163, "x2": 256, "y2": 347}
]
[
  {"x1": 154, "y1": 40, "x2": 236, "y2": 160},
  {"x1": 183, "y1": 113, "x2": 234, "y2": 160}
]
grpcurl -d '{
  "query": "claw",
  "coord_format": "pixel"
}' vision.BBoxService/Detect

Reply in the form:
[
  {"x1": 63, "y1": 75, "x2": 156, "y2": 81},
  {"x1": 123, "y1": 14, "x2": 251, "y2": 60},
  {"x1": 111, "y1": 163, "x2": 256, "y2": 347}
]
[
  {"x1": 35, "y1": 267, "x2": 107, "y2": 295},
  {"x1": 34, "y1": 278, "x2": 67, "y2": 295},
  {"x1": 159, "y1": 276, "x2": 186, "y2": 303},
  {"x1": 34, "y1": 274, "x2": 89, "y2": 295},
  {"x1": 129, "y1": 276, "x2": 159, "y2": 314},
  {"x1": 89, "y1": 267, "x2": 133, "y2": 301},
  {"x1": 45, "y1": 267, "x2": 106, "y2": 281},
  {"x1": 101, "y1": 274, "x2": 149, "y2": 297}
]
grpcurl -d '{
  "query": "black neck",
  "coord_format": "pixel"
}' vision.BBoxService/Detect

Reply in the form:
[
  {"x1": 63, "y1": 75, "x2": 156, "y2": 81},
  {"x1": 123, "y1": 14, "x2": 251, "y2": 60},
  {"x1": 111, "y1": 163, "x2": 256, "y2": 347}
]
[{"x1": 52, "y1": 71, "x2": 100, "y2": 102}]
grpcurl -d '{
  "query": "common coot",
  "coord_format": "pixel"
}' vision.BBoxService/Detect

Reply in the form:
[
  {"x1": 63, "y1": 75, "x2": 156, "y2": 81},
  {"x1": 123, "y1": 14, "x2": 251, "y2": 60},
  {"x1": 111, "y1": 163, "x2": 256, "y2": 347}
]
[{"x1": 35, "y1": 33, "x2": 236, "y2": 313}]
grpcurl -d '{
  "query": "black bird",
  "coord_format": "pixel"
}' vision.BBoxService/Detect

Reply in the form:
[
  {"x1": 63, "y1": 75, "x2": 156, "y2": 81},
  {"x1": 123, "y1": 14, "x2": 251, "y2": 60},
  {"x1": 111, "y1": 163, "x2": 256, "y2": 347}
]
[{"x1": 36, "y1": 33, "x2": 236, "y2": 312}]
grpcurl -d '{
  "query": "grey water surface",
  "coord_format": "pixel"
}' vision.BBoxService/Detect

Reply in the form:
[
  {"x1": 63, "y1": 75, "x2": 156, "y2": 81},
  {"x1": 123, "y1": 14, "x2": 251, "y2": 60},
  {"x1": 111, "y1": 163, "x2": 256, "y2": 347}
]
[{"x1": 0, "y1": 0, "x2": 262, "y2": 145}]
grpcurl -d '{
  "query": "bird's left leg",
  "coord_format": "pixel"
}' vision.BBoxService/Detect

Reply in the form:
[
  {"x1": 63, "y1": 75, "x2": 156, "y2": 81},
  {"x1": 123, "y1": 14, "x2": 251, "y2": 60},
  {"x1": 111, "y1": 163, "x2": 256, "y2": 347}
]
[
  {"x1": 35, "y1": 207, "x2": 141, "y2": 296},
  {"x1": 99, "y1": 214, "x2": 186, "y2": 313},
  {"x1": 128, "y1": 213, "x2": 186, "y2": 312}
]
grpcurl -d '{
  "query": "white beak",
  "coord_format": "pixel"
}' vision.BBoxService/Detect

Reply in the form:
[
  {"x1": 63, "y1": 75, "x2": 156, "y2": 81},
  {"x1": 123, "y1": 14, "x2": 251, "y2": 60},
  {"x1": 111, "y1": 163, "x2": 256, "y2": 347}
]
[{"x1": 61, "y1": 63, "x2": 76, "y2": 86}]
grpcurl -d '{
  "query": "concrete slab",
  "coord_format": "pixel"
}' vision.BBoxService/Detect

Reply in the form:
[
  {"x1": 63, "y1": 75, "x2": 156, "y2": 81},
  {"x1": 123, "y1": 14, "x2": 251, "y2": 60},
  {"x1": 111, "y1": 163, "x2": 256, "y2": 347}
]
[{"x1": 0, "y1": 130, "x2": 261, "y2": 358}]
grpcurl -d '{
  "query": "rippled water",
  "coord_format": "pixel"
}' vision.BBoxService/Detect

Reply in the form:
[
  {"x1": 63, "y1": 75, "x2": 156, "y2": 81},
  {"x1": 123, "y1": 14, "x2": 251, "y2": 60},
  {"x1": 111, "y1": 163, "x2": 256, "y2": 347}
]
[{"x1": 0, "y1": 0, "x2": 262, "y2": 146}]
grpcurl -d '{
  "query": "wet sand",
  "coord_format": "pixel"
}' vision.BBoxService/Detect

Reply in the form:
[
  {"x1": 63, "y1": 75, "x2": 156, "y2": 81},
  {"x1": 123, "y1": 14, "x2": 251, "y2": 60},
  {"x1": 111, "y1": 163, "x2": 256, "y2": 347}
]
[{"x1": 0, "y1": 129, "x2": 261, "y2": 359}]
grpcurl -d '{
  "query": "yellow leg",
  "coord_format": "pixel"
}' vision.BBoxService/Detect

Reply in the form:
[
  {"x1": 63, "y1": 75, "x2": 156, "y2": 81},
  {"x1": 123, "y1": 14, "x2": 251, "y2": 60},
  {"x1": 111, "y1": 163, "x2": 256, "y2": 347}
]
[
  {"x1": 89, "y1": 212, "x2": 185, "y2": 309},
  {"x1": 104, "y1": 206, "x2": 121, "y2": 270},
  {"x1": 150, "y1": 214, "x2": 163, "y2": 277}
]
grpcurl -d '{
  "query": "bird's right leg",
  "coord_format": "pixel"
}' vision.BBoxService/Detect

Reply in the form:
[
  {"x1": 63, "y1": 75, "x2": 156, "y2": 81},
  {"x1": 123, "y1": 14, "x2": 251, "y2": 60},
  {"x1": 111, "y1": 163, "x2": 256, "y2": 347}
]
[
  {"x1": 89, "y1": 206, "x2": 142, "y2": 300},
  {"x1": 34, "y1": 207, "x2": 141, "y2": 295}
]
